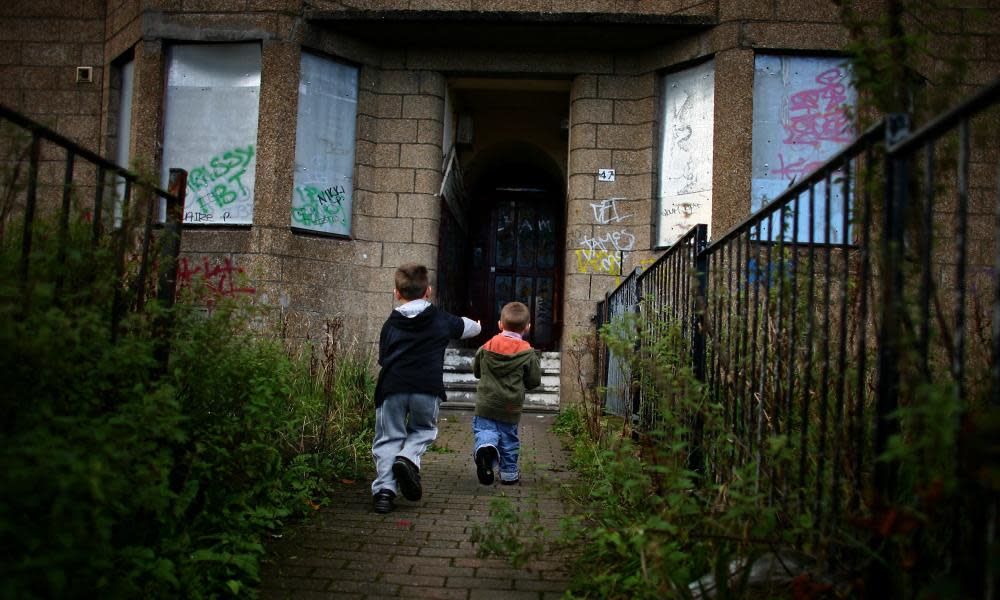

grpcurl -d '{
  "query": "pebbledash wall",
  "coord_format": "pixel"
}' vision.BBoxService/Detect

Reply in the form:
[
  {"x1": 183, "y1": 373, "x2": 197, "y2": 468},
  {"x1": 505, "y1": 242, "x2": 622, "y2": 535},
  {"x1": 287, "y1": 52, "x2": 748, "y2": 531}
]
[{"x1": 2, "y1": 1, "x2": 998, "y2": 404}]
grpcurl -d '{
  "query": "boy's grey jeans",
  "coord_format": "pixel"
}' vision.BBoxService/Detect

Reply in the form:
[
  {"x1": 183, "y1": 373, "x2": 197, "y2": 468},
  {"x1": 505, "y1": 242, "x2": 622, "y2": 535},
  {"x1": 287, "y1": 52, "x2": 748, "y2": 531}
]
[{"x1": 370, "y1": 392, "x2": 440, "y2": 496}]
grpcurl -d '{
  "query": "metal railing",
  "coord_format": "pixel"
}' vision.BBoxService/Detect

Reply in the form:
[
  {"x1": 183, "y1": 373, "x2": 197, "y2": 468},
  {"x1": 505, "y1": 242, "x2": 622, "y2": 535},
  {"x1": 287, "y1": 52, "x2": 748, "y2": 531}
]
[
  {"x1": 594, "y1": 77, "x2": 1000, "y2": 594},
  {"x1": 598, "y1": 266, "x2": 642, "y2": 417},
  {"x1": 1, "y1": 104, "x2": 187, "y2": 364}
]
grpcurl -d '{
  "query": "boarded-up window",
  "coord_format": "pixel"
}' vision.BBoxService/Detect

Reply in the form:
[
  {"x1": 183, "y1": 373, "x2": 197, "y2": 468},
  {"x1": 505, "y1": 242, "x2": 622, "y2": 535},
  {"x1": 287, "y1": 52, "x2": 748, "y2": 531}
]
[
  {"x1": 110, "y1": 56, "x2": 134, "y2": 222},
  {"x1": 161, "y1": 43, "x2": 261, "y2": 225},
  {"x1": 656, "y1": 60, "x2": 715, "y2": 248},
  {"x1": 751, "y1": 55, "x2": 856, "y2": 242},
  {"x1": 112, "y1": 58, "x2": 133, "y2": 176},
  {"x1": 291, "y1": 52, "x2": 358, "y2": 236}
]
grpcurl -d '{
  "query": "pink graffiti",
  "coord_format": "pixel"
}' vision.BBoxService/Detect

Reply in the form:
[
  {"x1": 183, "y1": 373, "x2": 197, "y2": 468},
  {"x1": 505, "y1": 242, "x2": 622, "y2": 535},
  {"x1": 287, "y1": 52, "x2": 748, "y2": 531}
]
[
  {"x1": 771, "y1": 153, "x2": 827, "y2": 178},
  {"x1": 177, "y1": 256, "x2": 256, "y2": 298},
  {"x1": 783, "y1": 68, "x2": 854, "y2": 147}
]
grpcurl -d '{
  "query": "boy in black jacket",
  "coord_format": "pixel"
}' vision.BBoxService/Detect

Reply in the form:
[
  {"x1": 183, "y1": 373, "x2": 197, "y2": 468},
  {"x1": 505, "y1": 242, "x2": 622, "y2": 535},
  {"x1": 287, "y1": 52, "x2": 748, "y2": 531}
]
[{"x1": 371, "y1": 263, "x2": 480, "y2": 514}]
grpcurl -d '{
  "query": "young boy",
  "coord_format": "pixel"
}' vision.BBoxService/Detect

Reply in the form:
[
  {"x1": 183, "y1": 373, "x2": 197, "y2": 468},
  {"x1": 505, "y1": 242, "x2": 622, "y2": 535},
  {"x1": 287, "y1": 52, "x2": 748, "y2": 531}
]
[
  {"x1": 371, "y1": 263, "x2": 481, "y2": 514},
  {"x1": 471, "y1": 301, "x2": 542, "y2": 485}
]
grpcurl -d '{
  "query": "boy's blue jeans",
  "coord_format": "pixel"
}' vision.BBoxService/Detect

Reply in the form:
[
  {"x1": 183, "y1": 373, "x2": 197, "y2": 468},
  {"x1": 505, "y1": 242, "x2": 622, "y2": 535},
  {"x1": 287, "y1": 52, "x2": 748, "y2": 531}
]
[
  {"x1": 472, "y1": 415, "x2": 520, "y2": 482},
  {"x1": 371, "y1": 392, "x2": 440, "y2": 496}
]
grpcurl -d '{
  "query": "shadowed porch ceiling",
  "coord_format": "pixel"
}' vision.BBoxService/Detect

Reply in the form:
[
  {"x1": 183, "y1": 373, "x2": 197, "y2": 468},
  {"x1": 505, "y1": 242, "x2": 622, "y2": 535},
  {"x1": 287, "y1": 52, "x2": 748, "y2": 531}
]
[{"x1": 304, "y1": 10, "x2": 716, "y2": 51}]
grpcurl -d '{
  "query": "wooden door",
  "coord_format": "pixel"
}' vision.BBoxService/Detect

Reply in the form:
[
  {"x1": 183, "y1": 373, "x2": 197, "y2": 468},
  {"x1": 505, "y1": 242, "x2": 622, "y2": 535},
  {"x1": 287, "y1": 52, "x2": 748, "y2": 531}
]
[{"x1": 468, "y1": 191, "x2": 561, "y2": 350}]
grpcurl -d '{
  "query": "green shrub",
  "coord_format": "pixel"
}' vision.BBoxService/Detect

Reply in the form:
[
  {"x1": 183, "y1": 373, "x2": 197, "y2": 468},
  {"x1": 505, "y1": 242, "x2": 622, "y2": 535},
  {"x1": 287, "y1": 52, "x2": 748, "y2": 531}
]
[{"x1": 0, "y1": 210, "x2": 374, "y2": 598}]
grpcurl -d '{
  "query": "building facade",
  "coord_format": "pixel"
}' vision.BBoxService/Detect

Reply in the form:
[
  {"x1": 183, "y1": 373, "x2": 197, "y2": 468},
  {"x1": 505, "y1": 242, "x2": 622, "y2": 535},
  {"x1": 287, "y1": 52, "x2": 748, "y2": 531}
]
[{"x1": 2, "y1": 0, "x2": 997, "y2": 405}]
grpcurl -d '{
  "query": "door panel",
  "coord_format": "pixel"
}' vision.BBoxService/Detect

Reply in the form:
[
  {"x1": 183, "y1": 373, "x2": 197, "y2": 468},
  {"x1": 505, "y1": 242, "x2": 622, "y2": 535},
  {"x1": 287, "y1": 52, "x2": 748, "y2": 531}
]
[{"x1": 467, "y1": 192, "x2": 561, "y2": 350}]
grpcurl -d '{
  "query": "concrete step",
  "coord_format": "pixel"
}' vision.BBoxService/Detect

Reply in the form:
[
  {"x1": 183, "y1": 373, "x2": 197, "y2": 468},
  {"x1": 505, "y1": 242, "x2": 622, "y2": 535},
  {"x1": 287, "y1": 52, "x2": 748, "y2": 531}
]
[
  {"x1": 442, "y1": 372, "x2": 561, "y2": 392},
  {"x1": 443, "y1": 348, "x2": 561, "y2": 413},
  {"x1": 443, "y1": 348, "x2": 561, "y2": 374},
  {"x1": 442, "y1": 390, "x2": 560, "y2": 412}
]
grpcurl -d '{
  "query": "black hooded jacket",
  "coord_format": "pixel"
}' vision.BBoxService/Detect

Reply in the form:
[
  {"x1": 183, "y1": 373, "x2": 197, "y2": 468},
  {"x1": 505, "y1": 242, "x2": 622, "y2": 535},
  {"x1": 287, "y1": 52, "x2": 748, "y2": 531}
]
[{"x1": 374, "y1": 304, "x2": 464, "y2": 407}]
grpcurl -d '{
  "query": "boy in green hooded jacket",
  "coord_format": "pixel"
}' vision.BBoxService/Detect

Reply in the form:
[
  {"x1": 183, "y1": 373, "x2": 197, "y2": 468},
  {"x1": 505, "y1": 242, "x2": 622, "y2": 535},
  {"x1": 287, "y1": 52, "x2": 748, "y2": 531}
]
[{"x1": 472, "y1": 301, "x2": 542, "y2": 485}]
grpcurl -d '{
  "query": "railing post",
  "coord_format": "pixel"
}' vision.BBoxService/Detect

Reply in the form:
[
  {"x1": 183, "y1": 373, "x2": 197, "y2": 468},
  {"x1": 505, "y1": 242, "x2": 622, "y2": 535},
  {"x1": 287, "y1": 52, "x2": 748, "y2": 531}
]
[
  {"x1": 629, "y1": 271, "x2": 642, "y2": 433},
  {"x1": 690, "y1": 224, "x2": 709, "y2": 475},
  {"x1": 153, "y1": 168, "x2": 187, "y2": 374},
  {"x1": 874, "y1": 114, "x2": 908, "y2": 497},
  {"x1": 18, "y1": 134, "x2": 40, "y2": 315},
  {"x1": 871, "y1": 113, "x2": 909, "y2": 596}
]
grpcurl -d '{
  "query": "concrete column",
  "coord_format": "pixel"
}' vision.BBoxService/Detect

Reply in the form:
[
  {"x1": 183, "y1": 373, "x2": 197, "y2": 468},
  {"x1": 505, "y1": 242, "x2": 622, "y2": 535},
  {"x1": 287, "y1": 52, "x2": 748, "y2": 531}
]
[
  {"x1": 711, "y1": 48, "x2": 755, "y2": 238},
  {"x1": 253, "y1": 40, "x2": 300, "y2": 234},
  {"x1": 129, "y1": 39, "x2": 163, "y2": 178}
]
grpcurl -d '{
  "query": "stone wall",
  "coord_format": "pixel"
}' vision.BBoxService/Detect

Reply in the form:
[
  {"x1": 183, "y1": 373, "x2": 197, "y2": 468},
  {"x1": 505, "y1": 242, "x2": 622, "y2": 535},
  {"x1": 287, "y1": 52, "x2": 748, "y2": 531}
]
[{"x1": 0, "y1": 1, "x2": 105, "y2": 149}]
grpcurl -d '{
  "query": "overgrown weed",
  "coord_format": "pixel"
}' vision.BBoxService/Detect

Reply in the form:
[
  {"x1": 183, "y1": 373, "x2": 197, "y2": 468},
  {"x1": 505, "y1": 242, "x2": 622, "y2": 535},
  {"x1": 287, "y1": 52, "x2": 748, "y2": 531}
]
[{"x1": 0, "y1": 202, "x2": 374, "y2": 597}]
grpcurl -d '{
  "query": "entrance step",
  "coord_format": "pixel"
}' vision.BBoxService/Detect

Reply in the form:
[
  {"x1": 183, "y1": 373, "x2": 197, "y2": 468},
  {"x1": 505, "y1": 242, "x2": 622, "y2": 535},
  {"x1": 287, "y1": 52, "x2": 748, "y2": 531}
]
[{"x1": 442, "y1": 348, "x2": 560, "y2": 413}]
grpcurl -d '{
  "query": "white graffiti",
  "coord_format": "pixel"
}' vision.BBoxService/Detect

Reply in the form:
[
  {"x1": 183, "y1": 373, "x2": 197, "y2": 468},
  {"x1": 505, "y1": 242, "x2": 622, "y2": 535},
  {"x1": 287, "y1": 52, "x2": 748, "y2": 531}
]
[
  {"x1": 578, "y1": 229, "x2": 636, "y2": 260},
  {"x1": 590, "y1": 197, "x2": 632, "y2": 225}
]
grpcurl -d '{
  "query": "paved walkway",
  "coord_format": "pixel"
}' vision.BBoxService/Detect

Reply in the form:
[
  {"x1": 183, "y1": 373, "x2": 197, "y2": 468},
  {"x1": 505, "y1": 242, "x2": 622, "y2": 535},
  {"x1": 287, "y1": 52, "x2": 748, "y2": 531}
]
[{"x1": 260, "y1": 409, "x2": 574, "y2": 600}]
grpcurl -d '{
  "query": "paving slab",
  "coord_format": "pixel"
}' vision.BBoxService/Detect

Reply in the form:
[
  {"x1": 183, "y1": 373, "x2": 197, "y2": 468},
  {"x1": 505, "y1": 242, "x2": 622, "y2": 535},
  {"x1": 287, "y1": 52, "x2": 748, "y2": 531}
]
[{"x1": 260, "y1": 410, "x2": 574, "y2": 599}]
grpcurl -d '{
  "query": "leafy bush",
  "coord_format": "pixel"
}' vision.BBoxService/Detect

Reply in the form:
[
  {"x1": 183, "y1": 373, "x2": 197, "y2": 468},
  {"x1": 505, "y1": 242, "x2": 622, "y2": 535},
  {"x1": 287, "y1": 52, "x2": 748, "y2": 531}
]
[{"x1": 0, "y1": 208, "x2": 374, "y2": 597}]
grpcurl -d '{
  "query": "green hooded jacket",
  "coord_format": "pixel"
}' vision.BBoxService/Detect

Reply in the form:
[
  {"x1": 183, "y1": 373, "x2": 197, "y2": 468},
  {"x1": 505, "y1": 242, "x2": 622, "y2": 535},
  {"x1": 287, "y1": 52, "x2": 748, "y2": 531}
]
[{"x1": 473, "y1": 333, "x2": 542, "y2": 424}]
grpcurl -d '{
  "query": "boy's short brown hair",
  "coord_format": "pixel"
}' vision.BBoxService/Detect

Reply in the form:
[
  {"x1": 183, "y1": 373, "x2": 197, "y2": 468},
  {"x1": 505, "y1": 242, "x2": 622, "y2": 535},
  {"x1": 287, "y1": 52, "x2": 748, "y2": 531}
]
[
  {"x1": 500, "y1": 301, "x2": 530, "y2": 333},
  {"x1": 395, "y1": 263, "x2": 429, "y2": 300}
]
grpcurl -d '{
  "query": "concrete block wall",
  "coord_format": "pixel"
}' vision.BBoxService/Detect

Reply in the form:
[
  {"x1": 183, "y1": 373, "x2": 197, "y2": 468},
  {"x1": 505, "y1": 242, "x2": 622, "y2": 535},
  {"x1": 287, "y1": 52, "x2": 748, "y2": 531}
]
[
  {"x1": 0, "y1": 2, "x2": 106, "y2": 148},
  {"x1": 0, "y1": 1, "x2": 107, "y2": 211},
  {"x1": 7, "y1": 0, "x2": 995, "y2": 406},
  {"x1": 341, "y1": 66, "x2": 448, "y2": 348}
]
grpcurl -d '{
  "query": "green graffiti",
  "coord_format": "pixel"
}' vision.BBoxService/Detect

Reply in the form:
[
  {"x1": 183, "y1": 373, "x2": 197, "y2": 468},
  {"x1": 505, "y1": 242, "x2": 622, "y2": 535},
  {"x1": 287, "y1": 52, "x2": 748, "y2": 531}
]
[
  {"x1": 292, "y1": 185, "x2": 348, "y2": 229},
  {"x1": 187, "y1": 145, "x2": 255, "y2": 214}
]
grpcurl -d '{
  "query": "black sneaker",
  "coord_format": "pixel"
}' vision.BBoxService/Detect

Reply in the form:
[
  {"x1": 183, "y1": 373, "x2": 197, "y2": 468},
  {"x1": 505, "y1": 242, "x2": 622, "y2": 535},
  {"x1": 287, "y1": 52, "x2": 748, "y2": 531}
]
[
  {"x1": 475, "y1": 446, "x2": 499, "y2": 485},
  {"x1": 392, "y1": 457, "x2": 422, "y2": 501},
  {"x1": 373, "y1": 489, "x2": 395, "y2": 514}
]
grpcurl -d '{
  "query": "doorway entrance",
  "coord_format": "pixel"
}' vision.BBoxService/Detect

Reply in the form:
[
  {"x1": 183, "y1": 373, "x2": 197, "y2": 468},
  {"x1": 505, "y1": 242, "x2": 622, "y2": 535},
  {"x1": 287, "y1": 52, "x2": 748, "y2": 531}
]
[
  {"x1": 467, "y1": 188, "x2": 562, "y2": 350},
  {"x1": 435, "y1": 80, "x2": 569, "y2": 351}
]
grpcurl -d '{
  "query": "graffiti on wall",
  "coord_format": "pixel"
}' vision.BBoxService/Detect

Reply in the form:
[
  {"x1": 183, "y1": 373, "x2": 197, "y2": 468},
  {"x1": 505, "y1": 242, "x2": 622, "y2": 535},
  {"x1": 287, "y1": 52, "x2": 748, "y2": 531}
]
[
  {"x1": 177, "y1": 256, "x2": 256, "y2": 299},
  {"x1": 576, "y1": 197, "x2": 650, "y2": 284},
  {"x1": 579, "y1": 229, "x2": 636, "y2": 258},
  {"x1": 161, "y1": 43, "x2": 262, "y2": 226},
  {"x1": 184, "y1": 145, "x2": 255, "y2": 224},
  {"x1": 590, "y1": 198, "x2": 632, "y2": 225},
  {"x1": 291, "y1": 52, "x2": 359, "y2": 236},
  {"x1": 657, "y1": 59, "x2": 715, "y2": 247},
  {"x1": 292, "y1": 185, "x2": 348, "y2": 228},
  {"x1": 751, "y1": 55, "x2": 856, "y2": 242}
]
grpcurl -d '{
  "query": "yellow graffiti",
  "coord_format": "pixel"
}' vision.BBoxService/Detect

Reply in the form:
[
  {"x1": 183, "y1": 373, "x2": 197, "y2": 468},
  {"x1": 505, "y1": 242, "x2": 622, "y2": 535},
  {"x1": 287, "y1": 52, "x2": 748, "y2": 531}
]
[
  {"x1": 575, "y1": 251, "x2": 658, "y2": 285},
  {"x1": 575, "y1": 249, "x2": 621, "y2": 275}
]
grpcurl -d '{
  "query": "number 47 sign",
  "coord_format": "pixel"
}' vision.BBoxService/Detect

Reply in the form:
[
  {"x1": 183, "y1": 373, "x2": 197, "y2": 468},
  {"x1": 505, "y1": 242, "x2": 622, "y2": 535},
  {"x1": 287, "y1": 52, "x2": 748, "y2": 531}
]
[{"x1": 598, "y1": 169, "x2": 615, "y2": 182}]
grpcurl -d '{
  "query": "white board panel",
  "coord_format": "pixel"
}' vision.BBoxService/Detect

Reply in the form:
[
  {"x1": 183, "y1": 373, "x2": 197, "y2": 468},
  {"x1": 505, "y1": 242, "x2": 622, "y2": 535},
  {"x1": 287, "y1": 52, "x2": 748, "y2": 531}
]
[
  {"x1": 657, "y1": 59, "x2": 715, "y2": 248},
  {"x1": 161, "y1": 43, "x2": 261, "y2": 225},
  {"x1": 113, "y1": 58, "x2": 134, "y2": 223},
  {"x1": 751, "y1": 55, "x2": 856, "y2": 243},
  {"x1": 291, "y1": 53, "x2": 358, "y2": 236}
]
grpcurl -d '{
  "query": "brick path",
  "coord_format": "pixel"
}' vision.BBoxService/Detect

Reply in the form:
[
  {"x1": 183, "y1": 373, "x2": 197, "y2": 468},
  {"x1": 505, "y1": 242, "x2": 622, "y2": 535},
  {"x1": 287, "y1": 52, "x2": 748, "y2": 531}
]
[{"x1": 259, "y1": 409, "x2": 574, "y2": 599}]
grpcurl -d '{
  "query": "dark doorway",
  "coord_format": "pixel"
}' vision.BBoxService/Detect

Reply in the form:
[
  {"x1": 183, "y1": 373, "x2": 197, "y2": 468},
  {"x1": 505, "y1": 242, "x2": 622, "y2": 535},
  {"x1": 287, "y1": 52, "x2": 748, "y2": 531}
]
[
  {"x1": 436, "y1": 82, "x2": 569, "y2": 351},
  {"x1": 466, "y1": 182, "x2": 563, "y2": 351}
]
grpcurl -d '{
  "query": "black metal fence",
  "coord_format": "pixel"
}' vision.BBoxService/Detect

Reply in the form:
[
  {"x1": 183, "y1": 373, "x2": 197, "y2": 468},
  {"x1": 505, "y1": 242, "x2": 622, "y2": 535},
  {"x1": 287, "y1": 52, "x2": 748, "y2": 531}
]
[
  {"x1": 595, "y1": 77, "x2": 1000, "y2": 594},
  {"x1": 0, "y1": 104, "x2": 187, "y2": 364}
]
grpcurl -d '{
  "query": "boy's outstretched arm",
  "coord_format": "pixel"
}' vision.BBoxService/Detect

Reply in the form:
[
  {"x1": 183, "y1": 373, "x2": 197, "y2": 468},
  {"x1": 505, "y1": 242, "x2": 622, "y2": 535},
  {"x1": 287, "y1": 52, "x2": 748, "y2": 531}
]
[{"x1": 460, "y1": 317, "x2": 481, "y2": 339}]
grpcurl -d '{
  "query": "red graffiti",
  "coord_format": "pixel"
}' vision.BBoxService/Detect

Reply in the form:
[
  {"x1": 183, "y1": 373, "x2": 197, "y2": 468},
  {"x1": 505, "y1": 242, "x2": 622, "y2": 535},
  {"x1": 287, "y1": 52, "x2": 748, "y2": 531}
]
[
  {"x1": 177, "y1": 256, "x2": 256, "y2": 298},
  {"x1": 783, "y1": 68, "x2": 854, "y2": 147}
]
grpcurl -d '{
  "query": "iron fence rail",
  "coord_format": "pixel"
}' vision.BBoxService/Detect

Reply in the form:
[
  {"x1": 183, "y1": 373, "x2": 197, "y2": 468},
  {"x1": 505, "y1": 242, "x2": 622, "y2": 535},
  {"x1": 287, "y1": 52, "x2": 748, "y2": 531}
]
[
  {"x1": 594, "y1": 77, "x2": 1000, "y2": 595},
  {"x1": 0, "y1": 103, "x2": 187, "y2": 359}
]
